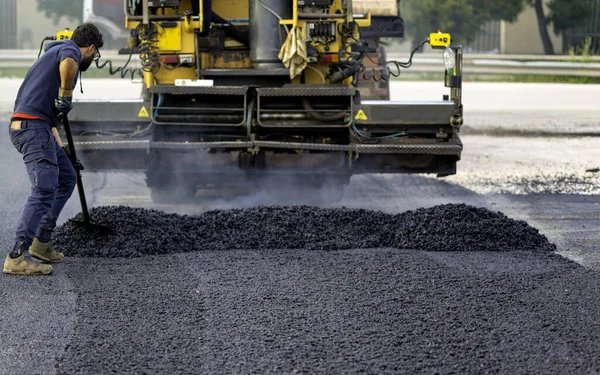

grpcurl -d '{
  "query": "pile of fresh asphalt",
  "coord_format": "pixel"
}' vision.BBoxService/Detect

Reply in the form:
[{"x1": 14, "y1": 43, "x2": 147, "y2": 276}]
[{"x1": 53, "y1": 204, "x2": 556, "y2": 257}]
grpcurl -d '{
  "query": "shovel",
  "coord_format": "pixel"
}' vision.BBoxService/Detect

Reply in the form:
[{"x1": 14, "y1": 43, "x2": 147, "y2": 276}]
[{"x1": 61, "y1": 115, "x2": 111, "y2": 233}]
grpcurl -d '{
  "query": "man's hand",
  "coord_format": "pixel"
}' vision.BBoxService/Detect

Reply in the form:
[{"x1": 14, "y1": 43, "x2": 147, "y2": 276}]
[
  {"x1": 51, "y1": 127, "x2": 65, "y2": 148},
  {"x1": 55, "y1": 95, "x2": 73, "y2": 118}
]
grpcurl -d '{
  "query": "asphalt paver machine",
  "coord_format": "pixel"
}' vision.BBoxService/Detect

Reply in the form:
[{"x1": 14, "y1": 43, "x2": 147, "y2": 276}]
[{"x1": 67, "y1": 0, "x2": 464, "y2": 201}]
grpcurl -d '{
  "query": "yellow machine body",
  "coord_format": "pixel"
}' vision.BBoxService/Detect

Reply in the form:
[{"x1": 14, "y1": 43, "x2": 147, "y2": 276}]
[
  {"x1": 124, "y1": 0, "x2": 372, "y2": 87},
  {"x1": 67, "y1": 0, "x2": 463, "y2": 202},
  {"x1": 56, "y1": 29, "x2": 74, "y2": 40}
]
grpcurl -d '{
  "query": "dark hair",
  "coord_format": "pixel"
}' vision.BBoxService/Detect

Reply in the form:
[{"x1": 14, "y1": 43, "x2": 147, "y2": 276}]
[{"x1": 71, "y1": 23, "x2": 104, "y2": 49}]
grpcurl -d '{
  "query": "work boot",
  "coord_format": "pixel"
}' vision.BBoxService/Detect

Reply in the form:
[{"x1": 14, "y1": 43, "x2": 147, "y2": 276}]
[
  {"x1": 28, "y1": 238, "x2": 64, "y2": 263},
  {"x1": 3, "y1": 255, "x2": 53, "y2": 275}
]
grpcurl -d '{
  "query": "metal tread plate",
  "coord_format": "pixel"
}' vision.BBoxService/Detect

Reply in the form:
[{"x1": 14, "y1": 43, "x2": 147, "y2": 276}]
[
  {"x1": 74, "y1": 140, "x2": 462, "y2": 155},
  {"x1": 353, "y1": 143, "x2": 462, "y2": 155},
  {"x1": 73, "y1": 140, "x2": 150, "y2": 150},
  {"x1": 149, "y1": 85, "x2": 249, "y2": 96},
  {"x1": 257, "y1": 86, "x2": 357, "y2": 97},
  {"x1": 255, "y1": 141, "x2": 463, "y2": 155},
  {"x1": 151, "y1": 141, "x2": 253, "y2": 149},
  {"x1": 73, "y1": 140, "x2": 253, "y2": 150}
]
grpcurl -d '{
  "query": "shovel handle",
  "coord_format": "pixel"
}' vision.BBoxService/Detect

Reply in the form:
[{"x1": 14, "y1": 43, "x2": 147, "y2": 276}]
[{"x1": 61, "y1": 115, "x2": 92, "y2": 226}]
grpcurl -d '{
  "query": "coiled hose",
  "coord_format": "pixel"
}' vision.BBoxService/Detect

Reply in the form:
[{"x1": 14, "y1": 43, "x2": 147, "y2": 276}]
[
  {"x1": 94, "y1": 24, "x2": 160, "y2": 79},
  {"x1": 138, "y1": 24, "x2": 161, "y2": 75}
]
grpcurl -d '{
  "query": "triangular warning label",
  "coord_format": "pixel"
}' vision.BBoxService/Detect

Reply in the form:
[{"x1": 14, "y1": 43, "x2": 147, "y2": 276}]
[
  {"x1": 354, "y1": 109, "x2": 368, "y2": 120},
  {"x1": 138, "y1": 106, "x2": 150, "y2": 118}
]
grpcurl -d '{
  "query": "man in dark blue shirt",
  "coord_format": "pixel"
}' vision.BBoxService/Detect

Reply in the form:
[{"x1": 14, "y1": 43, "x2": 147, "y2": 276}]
[{"x1": 4, "y1": 24, "x2": 103, "y2": 275}]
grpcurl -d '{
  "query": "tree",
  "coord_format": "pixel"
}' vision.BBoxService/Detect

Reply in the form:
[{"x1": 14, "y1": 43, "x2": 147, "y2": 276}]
[
  {"x1": 525, "y1": 0, "x2": 554, "y2": 55},
  {"x1": 36, "y1": 0, "x2": 83, "y2": 25},
  {"x1": 525, "y1": 0, "x2": 597, "y2": 55},
  {"x1": 546, "y1": 0, "x2": 596, "y2": 33},
  {"x1": 403, "y1": 0, "x2": 525, "y2": 46}
]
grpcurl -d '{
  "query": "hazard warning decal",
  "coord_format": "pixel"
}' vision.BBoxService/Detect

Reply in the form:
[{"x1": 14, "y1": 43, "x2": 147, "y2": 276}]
[
  {"x1": 354, "y1": 109, "x2": 368, "y2": 120},
  {"x1": 138, "y1": 106, "x2": 150, "y2": 118}
]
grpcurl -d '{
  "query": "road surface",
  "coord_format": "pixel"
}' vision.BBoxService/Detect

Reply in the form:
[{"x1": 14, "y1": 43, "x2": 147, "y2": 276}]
[{"x1": 0, "y1": 80, "x2": 599, "y2": 374}]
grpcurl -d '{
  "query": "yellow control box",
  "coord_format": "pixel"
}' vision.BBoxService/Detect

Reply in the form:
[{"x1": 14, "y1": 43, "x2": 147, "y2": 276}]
[
  {"x1": 56, "y1": 29, "x2": 74, "y2": 40},
  {"x1": 430, "y1": 32, "x2": 451, "y2": 49}
]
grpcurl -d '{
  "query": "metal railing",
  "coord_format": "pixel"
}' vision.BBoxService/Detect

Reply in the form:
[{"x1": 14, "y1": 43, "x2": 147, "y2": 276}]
[
  {"x1": 385, "y1": 52, "x2": 600, "y2": 77},
  {"x1": 1, "y1": 50, "x2": 600, "y2": 77}
]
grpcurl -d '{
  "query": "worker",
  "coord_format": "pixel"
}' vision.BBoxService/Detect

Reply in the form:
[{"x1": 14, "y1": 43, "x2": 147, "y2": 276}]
[{"x1": 3, "y1": 24, "x2": 103, "y2": 275}]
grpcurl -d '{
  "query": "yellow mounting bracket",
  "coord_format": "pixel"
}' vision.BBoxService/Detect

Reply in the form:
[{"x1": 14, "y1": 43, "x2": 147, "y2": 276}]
[
  {"x1": 184, "y1": 1, "x2": 203, "y2": 32},
  {"x1": 184, "y1": 13, "x2": 202, "y2": 32},
  {"x1": 279, "y1": 0, "x2": 298, "y2": 27},
  {"x1": 354, "y1": 12, "x2": 371, "y2": 28}
]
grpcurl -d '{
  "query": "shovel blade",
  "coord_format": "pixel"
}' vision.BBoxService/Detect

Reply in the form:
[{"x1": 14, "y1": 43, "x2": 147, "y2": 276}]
[{"x1": 68, "y1": 218, "x2": 112, "y2": 234}]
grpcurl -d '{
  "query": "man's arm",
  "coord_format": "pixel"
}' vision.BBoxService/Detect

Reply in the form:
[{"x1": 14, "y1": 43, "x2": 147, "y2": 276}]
[
  {"x1": 55, "y1": 57, "x2": 79, "y2": 147},
  {"x1": 55, "y1": 57, "x2": 78, "y2": 119},
  {"x1": 58, "y1": 57, "x2": 78, "y2": 97}
]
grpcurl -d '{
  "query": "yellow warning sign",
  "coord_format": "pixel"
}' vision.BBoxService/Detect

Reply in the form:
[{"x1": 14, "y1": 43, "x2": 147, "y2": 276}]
[
  {"x1": 354, "y1": 109, "x2": 368, "y2": 121},
  {"x1": 138, "y1": 106, "x2": 150, "y2": 118}
]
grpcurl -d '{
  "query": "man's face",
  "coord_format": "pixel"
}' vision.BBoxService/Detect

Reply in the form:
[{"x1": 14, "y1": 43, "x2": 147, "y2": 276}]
[{"x1": 80, "y1": 45, "x2": 99, "y2": 72}]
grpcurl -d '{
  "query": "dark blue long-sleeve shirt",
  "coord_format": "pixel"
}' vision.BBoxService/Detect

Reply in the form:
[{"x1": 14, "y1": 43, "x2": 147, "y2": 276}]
[{"x1": 12, "y1": 40, "x2": 81, "y2": 127}]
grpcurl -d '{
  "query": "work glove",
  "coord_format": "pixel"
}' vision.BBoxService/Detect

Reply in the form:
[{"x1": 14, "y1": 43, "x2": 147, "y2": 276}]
[
  {"x1": 55, "y1": 95, "x2": 73, "y2": 118},
  {"x1": 62, "y1": 146, "x2": 84, "y2": 171}
]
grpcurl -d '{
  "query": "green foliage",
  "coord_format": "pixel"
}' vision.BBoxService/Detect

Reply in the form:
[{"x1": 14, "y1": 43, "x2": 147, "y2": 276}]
[
  {"x1": 36, "y1": 0, "x2": 83, "y2": 25},
  {"x1": 403, "y1": 0, "x2": 524, "y2": 45},
  {"x1": 546, "y1": 0, "x2": 597, "y2": 34},
  {"x1": 547, "y1": 0, "x2": 599, "y2": 54},
  {"x1": 568, "y1": 37, "x2": 597, "y2": 62}
]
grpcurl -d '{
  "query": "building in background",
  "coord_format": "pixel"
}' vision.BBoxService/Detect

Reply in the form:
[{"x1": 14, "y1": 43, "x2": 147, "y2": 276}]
[
  {"x1": 500, "y1": 4, "x2": 563, "y2": 54},
  {"x1": 449, "y1": 0, "x2": 562, "y2": 54},
  {"x1": 0, "y1": 0, "x2": 79, "y2": 50},
  {"x1": 0, "y1": 0, "x2": 17, "y2": 49}
]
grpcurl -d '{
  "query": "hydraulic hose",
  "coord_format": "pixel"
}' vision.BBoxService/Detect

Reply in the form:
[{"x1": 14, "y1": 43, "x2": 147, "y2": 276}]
[
  {"x1": 95, "y1": 47, "x2": 143, "y2": 79},
  {"x1": 359, "y1": 38, "x2": 430, "y2": 82},
  {"x1": 301, "y1": 98, "x2": 347, "y2": 122},
  {"x1": 37, "y1": 36, "x2": 56, "y2": 58}
]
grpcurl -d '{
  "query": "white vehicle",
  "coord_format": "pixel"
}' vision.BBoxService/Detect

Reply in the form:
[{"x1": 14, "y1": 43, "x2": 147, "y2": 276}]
[{"x1": 83, "y1": 0, "x2": 128, "y2": 48}]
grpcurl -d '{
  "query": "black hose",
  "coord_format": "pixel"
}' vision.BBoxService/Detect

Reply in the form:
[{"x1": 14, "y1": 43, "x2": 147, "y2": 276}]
[
  {"x1": 37, "y1": 37, "x2": 56, "y2": 59},
  {"x1": 95, "y1": 45, "x2": 143, "y2": 79},
  {"x1": 212, "y1": 12, "x2": 249, "y2": 46},
  {"x1": 360, "y1": 38, "x2": 430, "y2": 82},
  {"x1": 301, "y1": 98, "x2": 347, "y2": 122}
]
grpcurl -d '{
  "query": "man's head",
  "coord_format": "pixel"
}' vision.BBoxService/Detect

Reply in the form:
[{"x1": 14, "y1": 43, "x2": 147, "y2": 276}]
[{"x1": 71, "y1": 23, "x2": 104, "y2": 72}]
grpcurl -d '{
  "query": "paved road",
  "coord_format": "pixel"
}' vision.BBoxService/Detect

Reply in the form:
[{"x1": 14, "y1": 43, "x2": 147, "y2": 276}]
[{"x1": 1, "y1": 81, "x2": 600, "y2": 374}]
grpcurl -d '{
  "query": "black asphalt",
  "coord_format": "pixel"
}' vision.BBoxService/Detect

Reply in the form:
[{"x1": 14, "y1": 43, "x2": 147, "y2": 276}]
[
  {"x1": 2, "y1": 116, "x2": 600, "y2": 374},
  {"x1": 27, "y1": 249, "x2": 600, "y2": 375},
  {"x1": 53, "y1": 204, "x2": 556, "y2": 258}
]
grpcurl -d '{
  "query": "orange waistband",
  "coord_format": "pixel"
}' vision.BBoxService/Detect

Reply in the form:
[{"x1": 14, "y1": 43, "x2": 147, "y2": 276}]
[{"x1": 11, "y1": 113, "x2": 46, "y2": 121}]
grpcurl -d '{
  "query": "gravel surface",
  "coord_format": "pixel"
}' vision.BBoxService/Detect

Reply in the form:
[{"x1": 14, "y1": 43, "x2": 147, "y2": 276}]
[
  {"x1": 50, "y1": 249, "x2": 600, "y2": 375},
  {"x1": 445, "y1": 135, "x2": 600, "y2": 195},
  {"x1": 54, "y1": 204, "x2": 556, "y2": 258},
  {"x1": 1, "y1": 84, "x2": 600, "y2": 375}
]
